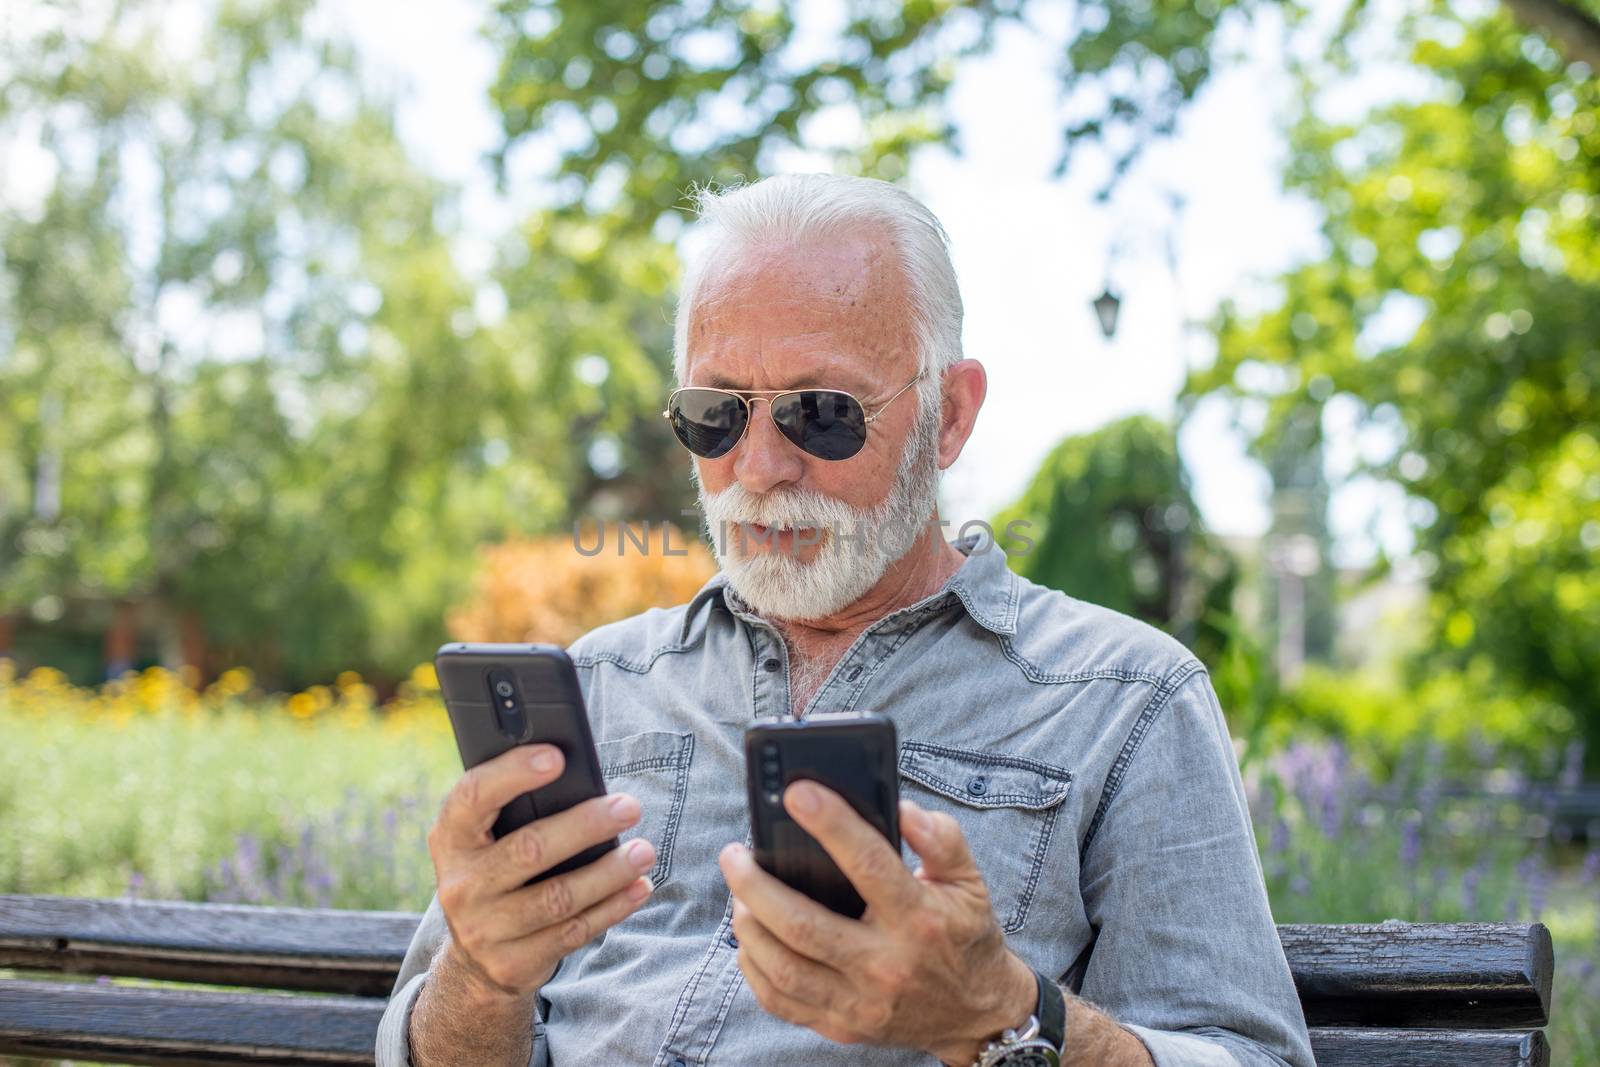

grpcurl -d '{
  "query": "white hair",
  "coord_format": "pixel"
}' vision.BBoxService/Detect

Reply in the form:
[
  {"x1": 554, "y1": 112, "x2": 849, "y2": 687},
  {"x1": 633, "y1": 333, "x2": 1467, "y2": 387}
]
[{"x1": 670, "y1": 174, "x2": 964, "y2": 411}]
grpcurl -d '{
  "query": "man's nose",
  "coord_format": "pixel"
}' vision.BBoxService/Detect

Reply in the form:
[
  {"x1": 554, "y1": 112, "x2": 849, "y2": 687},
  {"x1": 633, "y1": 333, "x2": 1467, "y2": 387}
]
[{"x1": 732, "y1": 398, "x2": 805, "y2": 495}]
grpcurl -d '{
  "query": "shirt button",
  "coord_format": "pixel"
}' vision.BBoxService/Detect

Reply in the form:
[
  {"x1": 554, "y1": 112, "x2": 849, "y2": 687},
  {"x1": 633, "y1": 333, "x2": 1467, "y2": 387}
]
[
  {"x1": 967, "y1": 776, "x2": 988, "y2": 796},
  {"x1": 671, "y1": 1059, "x2": 688, "y2": 1067},
  {"x1": 763, "y1": 657, "x2": 780, "y2": 672},
  {"x1": 726, "y1": 932, "x2": 739, "y2": 948}
]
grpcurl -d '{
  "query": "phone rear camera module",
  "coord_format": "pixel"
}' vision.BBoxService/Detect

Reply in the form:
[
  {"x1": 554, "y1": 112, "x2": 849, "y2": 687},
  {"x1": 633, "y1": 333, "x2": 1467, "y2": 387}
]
[{"x1": 487, "y1": 670, "x2": 525, "y2": 738}]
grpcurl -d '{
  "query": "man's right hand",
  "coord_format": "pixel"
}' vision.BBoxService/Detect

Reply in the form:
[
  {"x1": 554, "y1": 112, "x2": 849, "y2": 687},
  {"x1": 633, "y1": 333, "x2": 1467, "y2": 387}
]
[{"x1": 426, "y1": 742, "x2": 657, "y2": 1006}]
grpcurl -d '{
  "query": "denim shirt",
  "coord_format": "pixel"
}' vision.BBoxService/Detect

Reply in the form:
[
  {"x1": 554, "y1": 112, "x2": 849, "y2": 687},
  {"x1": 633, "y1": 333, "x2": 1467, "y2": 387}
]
[{"x1": 377, "y1": 532, "x2": 1316, "y2": 1067}]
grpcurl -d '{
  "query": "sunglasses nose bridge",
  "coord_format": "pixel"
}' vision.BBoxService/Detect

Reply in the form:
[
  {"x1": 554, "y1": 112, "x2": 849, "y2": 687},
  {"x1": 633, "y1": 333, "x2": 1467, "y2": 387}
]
[{"x1": 737, "y1": 395, "x2": 794, "y2": 450}]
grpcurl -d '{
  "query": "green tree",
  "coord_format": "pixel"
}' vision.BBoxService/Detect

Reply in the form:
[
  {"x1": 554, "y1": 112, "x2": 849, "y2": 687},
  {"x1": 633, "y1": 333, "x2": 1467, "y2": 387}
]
[
  {"x1": 482, "y1": 0, "x2": 1600, "y2": 226},
  {"x1": 1186, "y1": 2, "x2": 1600, "y2": 767},
  {"x1": 991, "y1": 415, "x2": 1238, "y2": 664},
  {"x1": 0, "y1": 0, "x2": 569, "y2": 684}
]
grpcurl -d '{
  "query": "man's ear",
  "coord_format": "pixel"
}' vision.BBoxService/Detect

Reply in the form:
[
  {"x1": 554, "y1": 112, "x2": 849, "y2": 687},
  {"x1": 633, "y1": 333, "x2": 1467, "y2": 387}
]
[{"x1": 936, "y1": 359, "x2": 987, "y2": 469}]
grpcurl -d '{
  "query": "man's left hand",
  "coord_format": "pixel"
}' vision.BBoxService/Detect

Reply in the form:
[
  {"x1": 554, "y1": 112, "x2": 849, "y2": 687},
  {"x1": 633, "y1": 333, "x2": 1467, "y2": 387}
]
[{"x1": 718, "y1": 779, "x2": 1039, "y2": 1067}]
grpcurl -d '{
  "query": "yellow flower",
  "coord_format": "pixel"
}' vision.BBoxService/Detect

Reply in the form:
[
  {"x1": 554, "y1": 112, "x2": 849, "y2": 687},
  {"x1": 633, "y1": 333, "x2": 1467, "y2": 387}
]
[{"x1": 409, "y1": 662, "x2": 439, "y2": 691}]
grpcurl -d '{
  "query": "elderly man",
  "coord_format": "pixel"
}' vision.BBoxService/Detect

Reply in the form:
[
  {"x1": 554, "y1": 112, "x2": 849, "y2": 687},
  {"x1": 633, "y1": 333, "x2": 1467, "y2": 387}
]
[{"x1": 376, "y1": 174, "x2": 1316, "y2": 1067}]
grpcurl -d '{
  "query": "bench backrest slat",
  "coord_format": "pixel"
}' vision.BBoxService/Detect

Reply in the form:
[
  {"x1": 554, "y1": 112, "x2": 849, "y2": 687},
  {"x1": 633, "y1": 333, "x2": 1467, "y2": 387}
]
[
  {"x1": 0, "y1": 895, "x2": 419, "y2": 997},
  {"x1": 0, "y1": 979, "x2": 381, "y2": 1065},
  {"x1": 1277, "y1": 921, "x2": 1553, "y2": 1028},
  {"x1": 1309, "y1": 1027, "x2": 1549, "y2": 1067},
  {"x1": 0, "y1": 897, "x2": 1555, "y2": 1028}
]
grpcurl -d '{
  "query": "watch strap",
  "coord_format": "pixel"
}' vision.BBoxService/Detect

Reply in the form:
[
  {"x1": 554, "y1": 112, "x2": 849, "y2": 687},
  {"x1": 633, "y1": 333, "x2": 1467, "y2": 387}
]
[{"x1": 1033, "y1": 967, "x2": 1067, "y2": 1052}]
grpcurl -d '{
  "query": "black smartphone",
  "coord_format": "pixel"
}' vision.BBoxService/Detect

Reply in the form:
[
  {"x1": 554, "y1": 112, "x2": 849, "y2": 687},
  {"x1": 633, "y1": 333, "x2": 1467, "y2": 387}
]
[
  {"x1": 744, "y1": 713, "x2": 901, "y2": 919},
  {"x1": 434, "y1": 642, "x2": 617, "y2": 885}
]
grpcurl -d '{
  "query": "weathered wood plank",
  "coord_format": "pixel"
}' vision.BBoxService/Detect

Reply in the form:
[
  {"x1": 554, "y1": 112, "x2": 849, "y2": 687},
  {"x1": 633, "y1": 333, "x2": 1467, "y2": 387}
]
[
  {"x1": 0, "y1": 979, "x2": 383, "y2": 1066},
  {"x1": 0, "y1": 898, "x2": 1556, "y2": 1032},
  {"x1": 0, "y1": 895, "x2": 421, "y2": 996},
  {"x1": 1279, "y1": 920, "x2": 1553, "y2": 1028},
  {"x1": 1309, "y1": 1026, "x2": 1549, "y2": 1067},
  {"x1": 0, "y1": 981, "x2": 1553, "y2": 1067}
]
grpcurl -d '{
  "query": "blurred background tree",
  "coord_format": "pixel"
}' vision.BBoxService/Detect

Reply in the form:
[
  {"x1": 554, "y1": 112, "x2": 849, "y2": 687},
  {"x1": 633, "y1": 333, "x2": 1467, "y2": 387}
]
[
  {"x1": 990, "y1": 414, "x2": 1239, "y2": 665},
  {"x1": 1186, "y1": 0, "x2": 1600, "y2": 769},
  {"x1": 0, "y1": 0, "x2": 692, "y2": 685},
  {"x1": 0, "y1": 0, "x2": 506, "y2": 683}
]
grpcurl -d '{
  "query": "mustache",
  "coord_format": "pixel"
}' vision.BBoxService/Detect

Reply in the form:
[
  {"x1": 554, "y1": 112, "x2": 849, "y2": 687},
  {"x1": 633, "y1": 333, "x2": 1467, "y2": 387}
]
[{"x1": 702, "y1": 487, "x2": 862, "y2": 529}]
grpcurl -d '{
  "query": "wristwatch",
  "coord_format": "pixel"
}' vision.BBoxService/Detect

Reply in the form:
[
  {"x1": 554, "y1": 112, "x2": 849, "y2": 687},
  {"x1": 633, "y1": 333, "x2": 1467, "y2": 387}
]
[{"x1": 971, "y1": 967, "x2": 1067, "y2": 1067}]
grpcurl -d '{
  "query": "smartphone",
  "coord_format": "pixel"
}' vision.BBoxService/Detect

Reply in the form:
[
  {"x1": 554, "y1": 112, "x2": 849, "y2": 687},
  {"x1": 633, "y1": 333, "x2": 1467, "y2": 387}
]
[
  {"x1": 434, "y1": 642, "x2": 617, "y2": 885},
  {"x1": 744, "y1": 712, "x2": 901, "y2": 919}
]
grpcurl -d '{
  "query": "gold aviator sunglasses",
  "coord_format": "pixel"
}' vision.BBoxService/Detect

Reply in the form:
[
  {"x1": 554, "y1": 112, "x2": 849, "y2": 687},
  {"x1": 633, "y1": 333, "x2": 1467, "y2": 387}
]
[{"x1": 662, "y1": 371, "x2": 925, "y2": 461}]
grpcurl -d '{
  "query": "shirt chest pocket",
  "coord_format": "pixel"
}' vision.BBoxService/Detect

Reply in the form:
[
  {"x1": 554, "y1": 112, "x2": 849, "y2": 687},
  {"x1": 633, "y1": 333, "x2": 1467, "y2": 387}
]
[
  {"x1": 897, "y1": 741, "x2": 1073, "y2": 934},
  {"x1": 596, "y1": 730, "x2": 695, "y2": 889}
]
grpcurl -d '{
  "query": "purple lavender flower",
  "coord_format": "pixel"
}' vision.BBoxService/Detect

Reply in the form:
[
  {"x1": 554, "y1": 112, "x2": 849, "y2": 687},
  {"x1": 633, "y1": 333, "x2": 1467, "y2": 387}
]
[
  {"x1": 1559, "y1": 740, "x2": 1585, "y2": 790},
  {"x1": 1461, "y1": 862, "x2": 1482, "y2": 916},
  {"x1": 1270, "y1": 816, "x2": 1290, "y2": 857},
  {"x1": 1527, "y1": 862, "x2": 1549, "y2": 921},
  {"x1": 1400, "y1": 815, "x2": 1422, "y2": 869}
]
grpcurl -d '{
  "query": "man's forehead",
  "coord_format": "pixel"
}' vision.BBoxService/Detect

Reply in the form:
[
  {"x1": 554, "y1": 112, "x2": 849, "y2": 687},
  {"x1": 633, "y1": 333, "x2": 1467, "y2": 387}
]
[
  {"x1": 686, "y1": 309, "x2": 903, "y2": 390},
  {"x1": 683, "y1": 231, "x2": 913, "y2": 387},
  {"x1": 692, "y1": 360, "x2": 875, "y2": 391}
]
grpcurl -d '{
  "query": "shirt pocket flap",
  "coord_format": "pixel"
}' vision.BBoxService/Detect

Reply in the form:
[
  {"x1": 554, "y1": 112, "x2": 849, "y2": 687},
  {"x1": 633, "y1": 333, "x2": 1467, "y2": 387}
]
[
  {"x1": 597, "y1": 730, "x2": 693, "y2": 778},
  {"x1": 898, "y1": 740, "x2": 1072, "y2": 811}
]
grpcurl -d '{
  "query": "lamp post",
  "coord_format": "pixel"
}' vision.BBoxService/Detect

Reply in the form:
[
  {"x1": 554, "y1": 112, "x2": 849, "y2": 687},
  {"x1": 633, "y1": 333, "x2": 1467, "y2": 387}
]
[{"x1": 1092, "y1": 286, "x2": 1121, "y2": 338}]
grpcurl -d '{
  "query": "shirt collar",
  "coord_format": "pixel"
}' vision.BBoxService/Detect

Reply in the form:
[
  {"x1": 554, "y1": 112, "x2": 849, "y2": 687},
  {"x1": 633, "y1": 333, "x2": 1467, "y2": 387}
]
[{"x1": 676, "y1": 529, "x2": 1020, "y2": 643}]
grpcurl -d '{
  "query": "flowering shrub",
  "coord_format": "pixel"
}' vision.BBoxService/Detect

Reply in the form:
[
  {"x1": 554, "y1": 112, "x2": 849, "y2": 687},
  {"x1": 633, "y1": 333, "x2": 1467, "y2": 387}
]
[{"x1": 445, "y1": 527, "x2": 717, "y2": 647}]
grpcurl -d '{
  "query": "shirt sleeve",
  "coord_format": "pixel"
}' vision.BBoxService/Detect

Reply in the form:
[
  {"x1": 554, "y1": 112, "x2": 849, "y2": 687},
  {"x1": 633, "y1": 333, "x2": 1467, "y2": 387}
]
[
  {"x1": 1074, "y1": 667, "x2": 1316, "y2": 1067},
  {"x1": 375, "y1": 891, "x2": 548, "y2": 1067}
]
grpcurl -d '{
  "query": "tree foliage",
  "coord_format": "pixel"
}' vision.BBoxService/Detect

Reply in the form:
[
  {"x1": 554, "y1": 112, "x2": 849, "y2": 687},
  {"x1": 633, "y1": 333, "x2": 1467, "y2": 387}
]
[
  {"x1": 1186, "y1": 0, "x2": 1600, "y2": 764},
  {"x1": 991, "y1": 415, "x2": 1238, "y2": 663},
  {"x1": 482, "y1": 0, "x2": 1286, "y2": 230},
  {"x1": 0, "y1": 1, "x2": 574, "y2": 682}
]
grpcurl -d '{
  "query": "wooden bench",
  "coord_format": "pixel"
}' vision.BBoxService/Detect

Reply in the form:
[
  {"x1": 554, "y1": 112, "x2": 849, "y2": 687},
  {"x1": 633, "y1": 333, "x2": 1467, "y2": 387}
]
[{"x1": 0, "y1": 895, "x2": 1555, "y2": 1066}]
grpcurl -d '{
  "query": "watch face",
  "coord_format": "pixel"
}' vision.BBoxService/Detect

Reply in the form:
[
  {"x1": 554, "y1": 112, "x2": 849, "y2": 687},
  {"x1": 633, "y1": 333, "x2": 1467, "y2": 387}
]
[{"x1": 991, "y1": 1042, "x2": 1060, "y2": 1067}]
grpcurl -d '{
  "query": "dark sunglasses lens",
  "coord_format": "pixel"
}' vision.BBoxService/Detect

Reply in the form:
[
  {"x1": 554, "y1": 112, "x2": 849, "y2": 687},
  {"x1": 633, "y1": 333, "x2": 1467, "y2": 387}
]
[
  {"x1": 771, "y1": 390, "x2": 867, "y2": 461},
  {"x1": 669, "y1": 389, "x2": 748, "y2": 458}
]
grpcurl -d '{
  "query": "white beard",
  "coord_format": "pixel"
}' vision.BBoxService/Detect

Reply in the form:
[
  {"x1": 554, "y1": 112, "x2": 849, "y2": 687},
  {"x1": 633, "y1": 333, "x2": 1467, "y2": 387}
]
[{"x1": 691, "y1": 396, "x2": 943, "y2": 623}]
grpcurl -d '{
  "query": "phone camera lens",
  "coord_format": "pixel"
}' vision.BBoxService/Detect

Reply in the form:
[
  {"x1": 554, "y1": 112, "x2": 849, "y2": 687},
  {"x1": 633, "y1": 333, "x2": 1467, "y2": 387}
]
[{"x1": 494, "y1": 680, "x2": 514, "y2": 698}]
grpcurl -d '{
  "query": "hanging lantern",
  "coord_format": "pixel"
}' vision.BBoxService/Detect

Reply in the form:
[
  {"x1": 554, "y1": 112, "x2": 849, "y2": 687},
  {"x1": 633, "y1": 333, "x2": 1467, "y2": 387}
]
[{"x1": 1092, "y1": 287, "x2": 1121, "y2": 339}]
